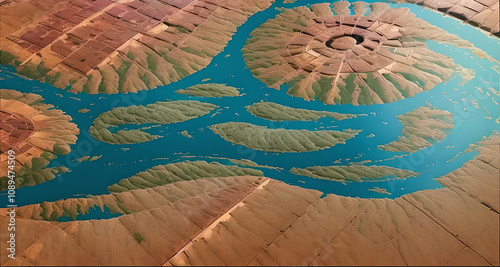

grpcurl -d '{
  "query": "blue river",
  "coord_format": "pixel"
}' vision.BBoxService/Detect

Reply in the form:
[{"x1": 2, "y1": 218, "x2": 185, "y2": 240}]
[{"x1": 1, "y1": 0, "x2": 499, "y2": 218}]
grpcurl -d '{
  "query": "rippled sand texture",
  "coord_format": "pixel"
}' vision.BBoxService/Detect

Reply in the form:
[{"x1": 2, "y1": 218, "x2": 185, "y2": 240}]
[
  {"x1": 290, "y1": 164, "x2": 419, "y2": 183},
  {"x1": 89, "y1": 100, "x2": 218, "y2": 144},
  {"x1": 378, "y1": 105, "x2": 454, "y2": 153},
  {"x1": 400, "y1": 0, "x2": 499, "y2": 36},
  {"x1": 175, "y1": 83, "x2": 241, "y2": 98}
]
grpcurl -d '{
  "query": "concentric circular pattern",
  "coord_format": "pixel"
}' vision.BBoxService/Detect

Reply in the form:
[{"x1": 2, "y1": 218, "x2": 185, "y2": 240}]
[
  {"x1": 0, "y1": 89, "x2": 79, "y2": 184},
  {"x1": 243, "y1": 2, "x2": 466, "y2": 105}
]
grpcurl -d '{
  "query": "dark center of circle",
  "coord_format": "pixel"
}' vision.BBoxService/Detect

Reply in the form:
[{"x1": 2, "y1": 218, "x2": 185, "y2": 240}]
[{"x1": 326, "y1": 34, "x2": 365, "y2": 50}]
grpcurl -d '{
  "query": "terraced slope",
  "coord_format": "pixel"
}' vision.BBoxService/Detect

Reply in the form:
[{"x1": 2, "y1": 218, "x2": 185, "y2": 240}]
[
  {"x1": 400, "y1": 0, "x2": 499, "y2": 37},
  {"x1": 0, "y1": 0, "x2": 275, "y2": 94},
  {"x1": 243, "y1": 2, "x2": 474, "y2": 105},
  {"x1": 89, "y1": 100, "x2": 217, "y2": 144}
]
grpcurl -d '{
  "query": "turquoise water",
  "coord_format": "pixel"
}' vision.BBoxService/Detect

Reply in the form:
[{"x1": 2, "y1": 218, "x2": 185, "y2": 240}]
[{"x1": 1, "y1": 0, "x2": 499, "y2": 210}]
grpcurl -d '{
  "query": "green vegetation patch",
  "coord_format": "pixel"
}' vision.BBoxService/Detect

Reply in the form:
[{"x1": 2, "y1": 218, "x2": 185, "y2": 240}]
[
  {"x1": 90, "y1": 100, "x2": 218, "y2": 144},
  {"x1": 107, "y1": 160, "x2": 264, "y2": 193},
  {"x1": 290, "y1": 165, "x2": 419, "y2": 183},
  {"x1": 134, "y1": 233, "x2": 145, "y2": 243},
  {"x1": 209, "y1": 122, "x2": 361, "y2": 153},
  {"x1": 175, "y1": 83, "x2": 241, "y2": 98}
]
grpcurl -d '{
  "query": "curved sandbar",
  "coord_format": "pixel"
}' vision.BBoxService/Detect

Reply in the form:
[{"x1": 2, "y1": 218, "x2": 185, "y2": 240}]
[
  {"x1": 378, "y1": 105, "x2": 454, "y2": 153},
  {"x1": 108, "y1": 160, "x2": 263, "y2": 193},
  {"x1": 209, "y1": 122, "x2": 361, "y2": 153},
  {"x1": 290, "y1": 164, "x2": 419, "y2": 183},
  {"x1": 175, "y1": 84, "x2": 241, "y2": 98},
  {"x1": 246, "y1": 101, "x2": 358, "y2": 121},
  {"x1": 89, "y1": 100, "x2": 217, "y2": 144},
  {"x1": 15, "y1": 175, "x2": 265, "y2": 221}
]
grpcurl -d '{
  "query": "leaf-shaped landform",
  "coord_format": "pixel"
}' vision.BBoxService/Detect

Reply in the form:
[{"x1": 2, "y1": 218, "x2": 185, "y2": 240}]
[
  {"x1": 108, "y1": 160, "x2": 264, "y2": 193},
  {"x1": 175, "y1": 84, "x2": 241, "y2": 98},
  {"x1": 378, "y1": 105, "x2": 454, "y2": 153},
  {"x1": 90, "y1": 100, "x2": 217, "y2": 144},
  {"x1": 0, "y1": 0, "x2": 275, "y2": 94},
  {"x1": 209, "y1": 122, "x2": 361, "y2": 153},
  {"x1": 1, "y1": 133, "x2": 498, "y2": 265},
  {"x1": 290, "y1": 164, "x2": 419, "y2": 183}
]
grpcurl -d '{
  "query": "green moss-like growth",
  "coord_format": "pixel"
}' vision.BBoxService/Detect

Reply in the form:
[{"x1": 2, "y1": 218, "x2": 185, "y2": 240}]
[
  {"x1": 134, "y1": 233, "x2": 145, "y2": 243},
  {"x1": 45, "y1": 72, "x2": 62, "y2": 87},
  {"x1": 246, "y1": 101, "x2": 358, "y2": 121},
  {"x1": 0, "y1": 50, "x2": 17, "y2": 65},
  {"x1": 116, "y1": 61, "x2": 133, "y2": 93},
  {"x1": 81, "y1": 74, "x2": 93, "y2": 93},
  {"x1": 175, "y1": 83, "x2": 241, "y2": 98},
  {"x1": 378, "y1": 106, "x2": 454, "y2": 153},
  {"x1": 126, "y1": 52, "x2": 136, "y2": 61},
  {"x1": 18, "y1": 61, "x2": 50, "y2": 80},
  {"x1": 90, "y1": 100, "x2": 218, "y2": 144},
  {"x1": 0, "y1": 166, "x2": 68, "y2": 191},
  {"x1": 107, "y1": 160, "x2": 263, "y2": 193},
  {"x1": 146, "y1": 53, "x2": 158, "y2": 77},
  {"x1": 209, "y1": 122, "x2": 361, "y2": 153}
]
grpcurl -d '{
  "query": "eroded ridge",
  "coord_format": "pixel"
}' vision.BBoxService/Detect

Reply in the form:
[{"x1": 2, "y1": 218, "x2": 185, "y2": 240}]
[
  {"x1": 243, "y1": 2, "x2": 473, "y2": 105},
  {"x1": 0, "y1": 0, "x2": 274, "y2": 94},
  {"x1": 175, "y1": 83, "x2": 241, "y2": 98},
  {"x1": 209, "y1": 122, "x2": 361, "y2": 153},
  {"x1": 89, "y1": 100, "x2": 218, "y2": 144},
  {"x1": 0, "y1": 133, "x2": 498, "y2": 265},
  {"x1": 0, "y1": 89, "x2": 79, "y2": 190},
  {"x1": 400, "y1": 0, "x2": 499, "y2": 36}
]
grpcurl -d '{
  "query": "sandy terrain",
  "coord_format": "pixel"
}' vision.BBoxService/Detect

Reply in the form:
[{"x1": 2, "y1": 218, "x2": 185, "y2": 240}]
[
  {"x1": 0, "y1": 0, "x2": 275, "y2": 94},
  {"x1": 0, "y1": 132, "x2": 497, "y2": 266},
  {"x1": 399, "y1": 0, "x2": 499, "y2": 37}
]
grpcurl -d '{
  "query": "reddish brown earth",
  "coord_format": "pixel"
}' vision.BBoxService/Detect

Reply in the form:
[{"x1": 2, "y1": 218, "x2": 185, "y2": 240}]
[
  {"x1": 0, "y1": 111, "x2": 35, "y2": 155},
  {"x1": 0, "y1": 133, "x2": 497, "y2": 266},
  {"x1": 242, "y1": 2, "x2": 475, "y2": 105},
  {"x1": 400, "y1": 0, "x2": 499, "y2": 37},
  {"x1": 0, "y1": 0, "x2": 275, "y2": 94}
]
